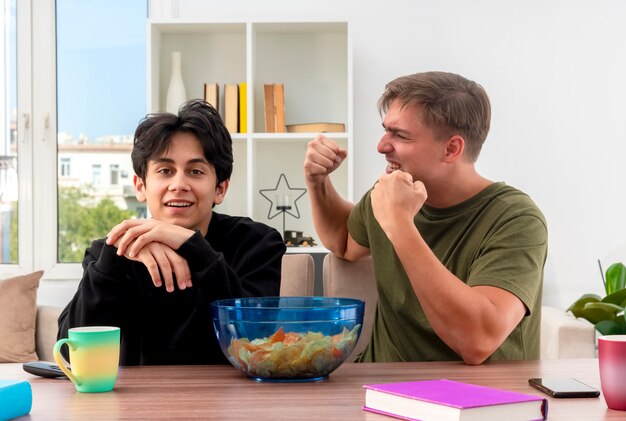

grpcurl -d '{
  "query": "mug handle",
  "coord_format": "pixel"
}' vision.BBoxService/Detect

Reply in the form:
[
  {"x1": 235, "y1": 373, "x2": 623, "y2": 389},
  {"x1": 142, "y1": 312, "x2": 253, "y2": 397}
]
[{"x1": 53, "y1": 338, "x2": 79, "y2": 386}]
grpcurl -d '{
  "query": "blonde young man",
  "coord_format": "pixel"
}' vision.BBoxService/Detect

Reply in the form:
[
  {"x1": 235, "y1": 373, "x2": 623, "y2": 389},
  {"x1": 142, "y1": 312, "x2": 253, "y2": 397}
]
[{"x1": 304, "y1": 72, "x2": 547, "y2": 364}]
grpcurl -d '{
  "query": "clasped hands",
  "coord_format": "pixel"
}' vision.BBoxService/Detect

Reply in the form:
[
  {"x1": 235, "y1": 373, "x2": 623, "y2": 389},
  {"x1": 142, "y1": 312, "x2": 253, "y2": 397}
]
[{"x1": 106, "y1": 219, "x2": 194, "y2": 293}]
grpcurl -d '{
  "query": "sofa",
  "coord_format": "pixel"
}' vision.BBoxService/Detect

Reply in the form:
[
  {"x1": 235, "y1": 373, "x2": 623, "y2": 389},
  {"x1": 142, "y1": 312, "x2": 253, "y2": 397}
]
[
  {"x1": 30, "y1": 253, "x2": 316, "y2": 363},
  {"x1": 321, "y1": 253, "x2": 596, "y2": 361},
  {"x1": 6, "y1": 253, "x2": 597, "y2": 364},
  {"x1": 33, "y1": 303, "x2": 596, "y2": 363},
  {"x1": 35, "y1": 305, "x2": 63, "y2": 362}
]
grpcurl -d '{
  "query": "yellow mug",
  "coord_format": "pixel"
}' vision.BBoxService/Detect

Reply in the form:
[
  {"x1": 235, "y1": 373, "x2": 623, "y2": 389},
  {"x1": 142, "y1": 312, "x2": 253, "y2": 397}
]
[{"x1": 53, "y1": 326, "x2": 120, "y2": 393}]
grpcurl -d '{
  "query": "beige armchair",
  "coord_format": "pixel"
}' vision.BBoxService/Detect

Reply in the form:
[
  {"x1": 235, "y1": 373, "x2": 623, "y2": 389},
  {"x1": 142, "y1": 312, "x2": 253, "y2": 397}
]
[
  {"x1": 322, "y1": 253, "x2": 596, "y2": 360},
  {"x1": 323, "y1": 254, "x2": 377, "y2": 361},
  {"x1": 280, "y1": 253, "x2": 315, "y2": 296}
]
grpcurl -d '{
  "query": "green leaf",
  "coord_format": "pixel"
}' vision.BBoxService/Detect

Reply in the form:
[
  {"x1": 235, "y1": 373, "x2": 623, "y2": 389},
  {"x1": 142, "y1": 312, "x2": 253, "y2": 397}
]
[
  {"x1": 596, "y1": 319, "x2": 626, "y2": 335},
  {"x1": 567, "y1": 293, "x2": 602, "y2": 318},
  {"x1": 605, "y1": 263, "x2": 626, "y2": 295},
  {"x1": 577, "y1": 302, "x2": 623, "y2": 324},
  {"x1": 602, "y1": 288, "x2": 626, "y2": 307}
]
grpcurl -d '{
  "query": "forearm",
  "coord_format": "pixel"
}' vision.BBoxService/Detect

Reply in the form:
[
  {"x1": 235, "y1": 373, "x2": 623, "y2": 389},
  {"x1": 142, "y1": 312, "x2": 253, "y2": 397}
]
[
  {"x1": 177, "y1": 229, "x2": 284, "y2": 298},
  {"x1": 308, "y1": 177, "x2": 354, "y2": 257},
  {"x1": 58, "y1": 242, "x2": 132, "y2": 338},
  {"x1": 389, "y1": 225, "x2": 519, "y2": 364}
]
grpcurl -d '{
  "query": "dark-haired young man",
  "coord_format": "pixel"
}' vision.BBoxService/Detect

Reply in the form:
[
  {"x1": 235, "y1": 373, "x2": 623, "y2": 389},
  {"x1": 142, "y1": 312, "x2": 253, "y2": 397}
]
[{"x1": 59, "y1": 99, "x2": 286, "y2": 365}]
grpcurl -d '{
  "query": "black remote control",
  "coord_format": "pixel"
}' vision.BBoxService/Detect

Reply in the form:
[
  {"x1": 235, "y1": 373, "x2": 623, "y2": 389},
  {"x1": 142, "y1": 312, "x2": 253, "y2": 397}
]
[{"x1": 22, "y1": 361, "x2": 69, "y2": 379}]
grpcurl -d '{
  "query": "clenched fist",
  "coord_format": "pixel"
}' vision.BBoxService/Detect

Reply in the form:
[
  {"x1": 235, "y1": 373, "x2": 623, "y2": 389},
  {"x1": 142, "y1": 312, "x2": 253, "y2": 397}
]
[{"x1": 371, "y1": 170, "x2": 427, "y2": 237}]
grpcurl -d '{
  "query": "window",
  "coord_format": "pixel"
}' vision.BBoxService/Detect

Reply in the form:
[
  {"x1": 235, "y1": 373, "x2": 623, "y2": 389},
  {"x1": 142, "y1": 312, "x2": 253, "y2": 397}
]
[
  {"x1": 55, "y1": 0, "x2": 146, "y2": 264},
  {"x1": 110, "y1": 164, "x2": 119, "y2": 185},
  {"x1": 91, "y1": 164, "x2": 102, "y2": 186},
  {"x1": 2, "y1": 0, "x2": 147, "y2": 275},
  {"x1": 60, "y1": 158, "x2": 70, "y2": 177}
]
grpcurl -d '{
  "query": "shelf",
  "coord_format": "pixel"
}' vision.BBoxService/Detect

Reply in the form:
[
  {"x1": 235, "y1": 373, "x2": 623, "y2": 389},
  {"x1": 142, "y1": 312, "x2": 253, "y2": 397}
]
[
  {"x1": 285, "y1": 246, "x2": 329, "y2": 254},
  {"x1": 250, "y1": 133, "x2": 348, "y2": 141},
  {"x1": 148, "y1": 19, "x2": 352, "y2": 242}
]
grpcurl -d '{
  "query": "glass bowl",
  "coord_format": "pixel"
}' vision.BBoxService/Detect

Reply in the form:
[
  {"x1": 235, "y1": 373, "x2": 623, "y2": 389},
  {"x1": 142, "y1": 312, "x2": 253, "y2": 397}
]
[{"x1": 211, "y1": 296, "x2": 365, "y2": 382}]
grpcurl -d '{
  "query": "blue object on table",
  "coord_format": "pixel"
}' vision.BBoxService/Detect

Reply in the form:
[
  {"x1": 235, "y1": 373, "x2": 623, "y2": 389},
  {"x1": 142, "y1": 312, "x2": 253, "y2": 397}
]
[
  {"x1": 212, "y1": 296, "x2": 365, "y2": 382},
  {"x1": 0, "y1": 379, "x2": 32, "y2": 421}
]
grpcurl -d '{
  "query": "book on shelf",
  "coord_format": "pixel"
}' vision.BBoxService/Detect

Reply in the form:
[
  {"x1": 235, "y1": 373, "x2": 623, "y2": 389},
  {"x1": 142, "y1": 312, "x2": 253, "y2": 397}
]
[
  {"x1": 204, "y1": 83, "x2": 219, "y2": 112},
  {"x1": 0, "y1": 379, "x2": 32, "y2": 420},
  {"x1": 263, "y1": 84, "x2": 276, "y2": 133},
  {"x1": 238, "y1": 82, "x2": 247, "y2": 134},
  {"x1": 224, "y1": 84, "x2": 239, "y2": 134},
  {"x1": 286, "y1": 122, "x2": 345, "y2": 133},
  {"x1": 273, "y1": 83, "x2": 285, "y2": 133},
  {"x1": 363, "y1": 379, "x2": 548, "y2": 421},
  {"x1": 263, "y1": 83, "x2": 286, "y2": 133}
]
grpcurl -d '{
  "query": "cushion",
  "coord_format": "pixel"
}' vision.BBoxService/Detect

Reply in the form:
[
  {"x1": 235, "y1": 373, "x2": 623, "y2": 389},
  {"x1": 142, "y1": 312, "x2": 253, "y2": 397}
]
[{"x1": 0, "y1": 271, "x2": 43, "y2": 362}]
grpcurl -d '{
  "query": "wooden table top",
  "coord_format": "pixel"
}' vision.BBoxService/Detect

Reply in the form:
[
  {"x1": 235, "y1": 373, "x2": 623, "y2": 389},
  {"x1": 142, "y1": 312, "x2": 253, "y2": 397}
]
[{"x1": 0, "y1": 358, "x2": 621, "y2": 420}]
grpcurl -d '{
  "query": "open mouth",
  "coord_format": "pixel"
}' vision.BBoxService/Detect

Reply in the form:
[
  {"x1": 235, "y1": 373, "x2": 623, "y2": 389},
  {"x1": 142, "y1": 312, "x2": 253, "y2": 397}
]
[
  {"x1": 386, "y1": 162, "x2": 401, "y2": 172},
  {"x1": 165, "y1": 201, "x2": 192, "y2": 208}
]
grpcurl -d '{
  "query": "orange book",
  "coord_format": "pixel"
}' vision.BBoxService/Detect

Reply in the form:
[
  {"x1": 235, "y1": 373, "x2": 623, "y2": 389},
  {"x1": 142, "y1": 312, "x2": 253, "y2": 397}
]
[
  {"x1": 203, "y1": 83, "x2": 219, "y2": 111},
  {"x1": 273, "y1": 83, "x2": 285, "y2": 133},
  {"x1": 224, "y1": 84, "x2": 239, "y2": 134},
  {"x1": 263, "y1": 84, "x2": 275, "y2": 133},
  {"x1": 286, "y1": 122, "x2": 345, "y2": 133}
]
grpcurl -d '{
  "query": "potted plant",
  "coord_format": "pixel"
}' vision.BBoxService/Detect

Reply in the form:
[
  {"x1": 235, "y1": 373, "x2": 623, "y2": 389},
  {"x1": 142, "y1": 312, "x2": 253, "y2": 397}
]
[{"x1": 568, "y1": 262, "x2": 626, "y2": 335}]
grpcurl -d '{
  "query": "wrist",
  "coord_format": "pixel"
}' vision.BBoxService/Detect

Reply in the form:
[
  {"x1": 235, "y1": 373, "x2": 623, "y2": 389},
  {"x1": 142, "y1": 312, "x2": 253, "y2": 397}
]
[
  {"x1": 94, "y1": 242, "x2": 129, "y2": 274},
  {"x1": 384, "y1": 219, "x2": 419, "y2": 245}
]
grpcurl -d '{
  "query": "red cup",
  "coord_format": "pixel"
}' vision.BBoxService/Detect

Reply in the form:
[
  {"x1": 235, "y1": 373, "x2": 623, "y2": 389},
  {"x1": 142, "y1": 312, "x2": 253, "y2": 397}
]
[{"x1": 598, "y1": 335, "x2": 626, "y2": 410}]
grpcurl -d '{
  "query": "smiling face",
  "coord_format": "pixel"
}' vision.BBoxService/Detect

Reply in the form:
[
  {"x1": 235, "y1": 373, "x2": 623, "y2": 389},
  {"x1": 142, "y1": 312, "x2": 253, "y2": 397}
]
[
  {"x1": 134, "y1": 132, "x2": 228, "y2": 236},
  {"x1": 377, "y1": 100, "x2": 449, "y2": 184}
]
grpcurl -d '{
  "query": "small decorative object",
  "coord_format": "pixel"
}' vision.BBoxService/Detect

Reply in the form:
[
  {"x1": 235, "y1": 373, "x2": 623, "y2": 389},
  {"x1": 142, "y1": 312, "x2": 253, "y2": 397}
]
[
  {"x1": 165, "y1": 51, "x2": 187, "y2": 114},
  {"x1": 568, "y1": 261, "x2": 626, "y2": 335},
  {"x1": 259, "y1": 173, "x2": 306, "y2": 240},
  {"x1": 0, "y1": 380, "x2": 32, "y2": 420},
  {"x1": 284, "y1": 230, "x2": 317, "y2": 247}
]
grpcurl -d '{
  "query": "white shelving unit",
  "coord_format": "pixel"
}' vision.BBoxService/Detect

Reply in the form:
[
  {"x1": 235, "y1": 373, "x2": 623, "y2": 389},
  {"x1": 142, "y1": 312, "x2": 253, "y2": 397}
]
[{"x1": 148, "y1": 20, "x2": 352, "y2": 252}]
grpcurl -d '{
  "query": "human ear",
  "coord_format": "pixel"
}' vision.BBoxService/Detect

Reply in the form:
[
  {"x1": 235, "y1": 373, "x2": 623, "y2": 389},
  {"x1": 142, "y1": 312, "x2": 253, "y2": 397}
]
[
  {"x1": 443, "y1": 135, "x2": 465, "y2": 163},
  {"x1": 213, "y1": 179, "x2": 230, "y2": 206},
  {"x1": 134, "y1": 175, "x2": 147, "y2": 203}
]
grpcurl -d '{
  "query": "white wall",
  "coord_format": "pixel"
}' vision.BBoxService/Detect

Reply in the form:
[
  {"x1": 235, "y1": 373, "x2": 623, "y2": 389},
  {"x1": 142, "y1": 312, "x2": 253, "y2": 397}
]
[
  {"x1": 44, "y1": 0, "x2": 626, "y2": 309},
  {"x1": 27, "y1": 0, "x2": 604, "y2": 313}
]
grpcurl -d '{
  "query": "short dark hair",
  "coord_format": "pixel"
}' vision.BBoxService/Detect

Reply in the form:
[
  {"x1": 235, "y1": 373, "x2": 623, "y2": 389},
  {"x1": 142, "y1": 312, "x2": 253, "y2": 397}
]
[
  {"x1": 378, "y1": 71, "x2": 491, "y2": 162},
  {"x1": 131, "y1": 99, "x2": 233, "y2": 183}
]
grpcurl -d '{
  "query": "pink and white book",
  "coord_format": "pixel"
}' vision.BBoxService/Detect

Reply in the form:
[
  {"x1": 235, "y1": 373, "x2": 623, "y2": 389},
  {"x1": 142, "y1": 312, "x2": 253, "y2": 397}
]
[{"x1": 363, "y1": 379, "x2": 548, "y2": 421}]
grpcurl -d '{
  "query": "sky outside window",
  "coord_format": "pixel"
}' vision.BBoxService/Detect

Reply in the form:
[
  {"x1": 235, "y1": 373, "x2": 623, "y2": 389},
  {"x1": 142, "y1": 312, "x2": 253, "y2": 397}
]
[
  {"x1": 56, "y1": 0, "x2": 147, "y2": 140},
  {"x1": 56, "y1": 0, "x2": 147, "y2": 263}
]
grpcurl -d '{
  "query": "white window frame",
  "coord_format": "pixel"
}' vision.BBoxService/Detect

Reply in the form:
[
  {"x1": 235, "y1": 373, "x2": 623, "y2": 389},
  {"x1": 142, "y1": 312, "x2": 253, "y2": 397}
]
[
  {"x1": 11, "y1": 0, "x2": 145, "y2": 281},
  {"x1": 7, "y1": 1, "x2": 165, "y2": 281},
  {"x1": 0, "y1": 0, "x2": 34, "y2": 277}
]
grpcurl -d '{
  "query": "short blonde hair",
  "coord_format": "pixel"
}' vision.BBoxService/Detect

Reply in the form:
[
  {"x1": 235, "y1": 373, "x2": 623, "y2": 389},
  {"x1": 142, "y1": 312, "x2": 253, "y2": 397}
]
[{"x1": 378, "y1": 72, "x2": 491, "y2": 162}]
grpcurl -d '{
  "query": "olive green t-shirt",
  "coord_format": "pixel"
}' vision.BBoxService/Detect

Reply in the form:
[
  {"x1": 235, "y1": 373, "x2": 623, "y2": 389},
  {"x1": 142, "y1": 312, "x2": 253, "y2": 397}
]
[{"x1": 347, "y1": 182, "x2": 548, "y2": 362}]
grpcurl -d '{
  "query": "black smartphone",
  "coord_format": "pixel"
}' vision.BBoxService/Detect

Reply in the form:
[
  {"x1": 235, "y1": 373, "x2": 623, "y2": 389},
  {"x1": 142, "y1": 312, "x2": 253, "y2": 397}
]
[
  {"x1": 22, "y1": 361, "x2": 69, "y2": 379},
  {"x1": 528, "y1": 377, "x2": 600, "y2": 398}
]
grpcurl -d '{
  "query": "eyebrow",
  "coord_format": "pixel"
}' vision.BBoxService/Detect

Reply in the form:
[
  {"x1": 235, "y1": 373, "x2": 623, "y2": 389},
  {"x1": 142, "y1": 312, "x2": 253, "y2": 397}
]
[
  {"x1": 382, "y1": 122, "x2": 411, "y2": 137},
  {"x1": 152, "y1": 157, "x2": 211, "y2": 166}
]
